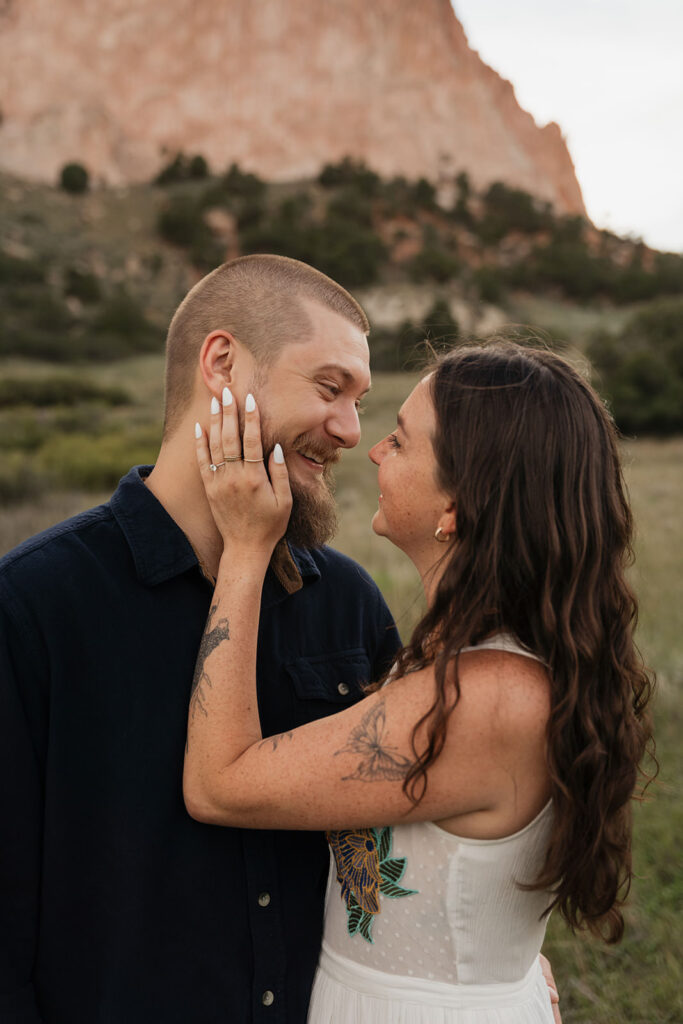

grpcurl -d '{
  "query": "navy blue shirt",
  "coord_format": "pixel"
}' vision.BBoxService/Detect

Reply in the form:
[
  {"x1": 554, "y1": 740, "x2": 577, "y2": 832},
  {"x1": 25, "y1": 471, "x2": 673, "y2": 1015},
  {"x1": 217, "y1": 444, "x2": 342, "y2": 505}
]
[{"x1": 0, "y1": 467, "x2": 400, "y2": 1024}]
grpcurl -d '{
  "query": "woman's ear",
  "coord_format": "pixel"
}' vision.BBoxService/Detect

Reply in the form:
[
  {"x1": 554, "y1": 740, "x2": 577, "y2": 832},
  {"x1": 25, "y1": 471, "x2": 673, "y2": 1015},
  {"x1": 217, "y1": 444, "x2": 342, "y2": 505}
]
[
  {"x1": 436, "y1": 502, "x2": 456, "y2": 541},
  {"x1": 198, "y1": 330, "x2": 239, "y2": 397}
]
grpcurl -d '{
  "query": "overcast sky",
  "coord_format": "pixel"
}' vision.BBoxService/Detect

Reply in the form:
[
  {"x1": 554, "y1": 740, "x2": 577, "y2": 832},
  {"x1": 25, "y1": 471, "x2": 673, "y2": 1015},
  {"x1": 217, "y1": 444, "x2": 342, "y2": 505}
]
[{"x1": 452, "y1": 0, "x2": 683, "y2": 253}]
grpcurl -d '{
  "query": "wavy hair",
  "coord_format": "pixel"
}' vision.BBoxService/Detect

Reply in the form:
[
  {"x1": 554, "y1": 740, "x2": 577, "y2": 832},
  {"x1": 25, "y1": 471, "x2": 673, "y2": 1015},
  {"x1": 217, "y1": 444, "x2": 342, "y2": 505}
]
[{"x1": 389, "y1": 341, "x2": 655, "y2": 942}]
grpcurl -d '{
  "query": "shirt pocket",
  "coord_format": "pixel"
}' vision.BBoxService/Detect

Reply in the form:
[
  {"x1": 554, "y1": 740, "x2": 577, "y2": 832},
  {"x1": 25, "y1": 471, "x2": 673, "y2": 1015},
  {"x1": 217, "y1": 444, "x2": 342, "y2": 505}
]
[{"x1": 285, "y1": 649, "x2": 371, "y2": 715}]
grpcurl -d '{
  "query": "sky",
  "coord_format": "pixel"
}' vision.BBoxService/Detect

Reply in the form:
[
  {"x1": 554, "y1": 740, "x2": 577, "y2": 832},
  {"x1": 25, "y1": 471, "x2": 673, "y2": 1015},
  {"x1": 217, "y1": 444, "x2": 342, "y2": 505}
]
[{"x1": 452, "y1": 0, "x2": 683, "y2": 254}]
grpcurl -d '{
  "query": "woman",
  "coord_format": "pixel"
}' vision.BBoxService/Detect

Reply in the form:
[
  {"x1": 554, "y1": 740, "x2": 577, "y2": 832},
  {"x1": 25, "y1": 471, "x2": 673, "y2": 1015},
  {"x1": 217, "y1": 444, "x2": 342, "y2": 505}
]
[{"x1": 183, "y1": 342, "x2": 654, "y2": 1022}]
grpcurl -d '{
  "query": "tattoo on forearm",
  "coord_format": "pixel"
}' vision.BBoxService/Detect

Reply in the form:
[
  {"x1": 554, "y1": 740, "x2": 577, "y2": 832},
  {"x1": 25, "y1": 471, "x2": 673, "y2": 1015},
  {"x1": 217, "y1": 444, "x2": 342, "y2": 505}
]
[
  {"x1": 334, "y1": 699, "x2": 413, "y2": 782},
  {"x1": 189, "y1": 603, "x2": 230, "y2": 722},
  {"x1": 258, "y1": 731, "x2": 294, "y2": 752}
]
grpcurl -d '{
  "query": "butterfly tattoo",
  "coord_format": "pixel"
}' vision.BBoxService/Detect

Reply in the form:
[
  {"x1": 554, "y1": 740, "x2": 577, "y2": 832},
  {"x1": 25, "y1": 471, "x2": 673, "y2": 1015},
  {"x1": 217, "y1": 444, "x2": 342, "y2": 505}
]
[{"x1": 334, "y1": 699, "x2": 413, "y2": 782}]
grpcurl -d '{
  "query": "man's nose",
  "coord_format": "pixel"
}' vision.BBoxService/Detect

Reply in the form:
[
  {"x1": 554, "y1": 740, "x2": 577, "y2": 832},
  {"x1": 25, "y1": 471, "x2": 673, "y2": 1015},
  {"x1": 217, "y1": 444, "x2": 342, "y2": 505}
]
[{"x1": 327, "y1": 401, "x2": 361, "y2": 449}]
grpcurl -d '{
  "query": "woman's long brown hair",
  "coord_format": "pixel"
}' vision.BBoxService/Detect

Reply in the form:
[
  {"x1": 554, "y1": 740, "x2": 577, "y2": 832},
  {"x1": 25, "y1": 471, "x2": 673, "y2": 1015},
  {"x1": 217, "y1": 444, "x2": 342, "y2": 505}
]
[{"x1": 387, "y1": 342, "x2": 655, "y2": 943}]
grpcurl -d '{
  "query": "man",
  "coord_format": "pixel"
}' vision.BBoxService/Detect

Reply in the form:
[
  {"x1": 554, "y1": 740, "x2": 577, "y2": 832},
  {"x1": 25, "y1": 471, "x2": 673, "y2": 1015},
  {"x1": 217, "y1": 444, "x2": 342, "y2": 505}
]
[{"x1": 0, "y1": 255, "x2": 401, "y2": 1023}]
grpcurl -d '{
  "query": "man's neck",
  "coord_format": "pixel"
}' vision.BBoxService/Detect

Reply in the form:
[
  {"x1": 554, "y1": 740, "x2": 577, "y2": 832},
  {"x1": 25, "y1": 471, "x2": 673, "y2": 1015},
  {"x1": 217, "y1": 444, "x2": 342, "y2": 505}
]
[{"x1": 145, "y1": 439, "x2": 224, "y2": 579}]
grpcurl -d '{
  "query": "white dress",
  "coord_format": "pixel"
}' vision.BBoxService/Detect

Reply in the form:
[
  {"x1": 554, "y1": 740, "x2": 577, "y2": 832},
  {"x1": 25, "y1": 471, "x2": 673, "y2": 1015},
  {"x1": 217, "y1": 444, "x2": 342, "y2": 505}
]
[{"x1": 307, "y1": 637, "x2": 555, "y2": 1023}]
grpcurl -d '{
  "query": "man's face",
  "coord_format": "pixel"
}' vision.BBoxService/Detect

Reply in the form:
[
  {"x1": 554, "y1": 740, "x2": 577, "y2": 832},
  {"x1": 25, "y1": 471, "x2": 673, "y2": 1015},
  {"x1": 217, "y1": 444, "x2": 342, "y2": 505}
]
[{"x1": 253, "y1": 301, "x2": 371, "y2": 548}]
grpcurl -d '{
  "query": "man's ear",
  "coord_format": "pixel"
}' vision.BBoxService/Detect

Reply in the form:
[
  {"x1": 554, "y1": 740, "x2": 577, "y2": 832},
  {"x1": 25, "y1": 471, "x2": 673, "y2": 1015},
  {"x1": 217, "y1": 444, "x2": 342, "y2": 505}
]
[{"x1": 198, "y1": 330, "x2": 239, "y2": 397}]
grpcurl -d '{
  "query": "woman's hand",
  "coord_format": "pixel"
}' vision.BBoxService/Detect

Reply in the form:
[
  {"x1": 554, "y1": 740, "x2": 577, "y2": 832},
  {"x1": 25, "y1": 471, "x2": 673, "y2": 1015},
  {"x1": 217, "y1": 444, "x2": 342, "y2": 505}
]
[{"x1": 195, "y1": 388, "x2": 292, "y2": 560}]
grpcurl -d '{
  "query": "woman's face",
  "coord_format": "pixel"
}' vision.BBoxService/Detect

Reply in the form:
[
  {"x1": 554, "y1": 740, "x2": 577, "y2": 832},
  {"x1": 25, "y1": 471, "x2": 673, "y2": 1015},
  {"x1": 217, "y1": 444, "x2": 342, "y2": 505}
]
[{"x1": 368, "y1": 377, "x2": 452, "y2": 560}]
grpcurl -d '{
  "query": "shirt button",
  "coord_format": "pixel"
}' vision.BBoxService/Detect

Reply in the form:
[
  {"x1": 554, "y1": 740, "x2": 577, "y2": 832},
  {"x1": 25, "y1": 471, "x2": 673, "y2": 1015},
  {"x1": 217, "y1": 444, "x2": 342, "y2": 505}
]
[
  {"x1": 262, "y1": 990, "x2": 275, "y2": 1006},
  {"x1": 258, "y1": 892, "x2": 271, "y2": 907},
  {"x1": 337, "y1": 682, "x2": 350, "y2": 696}
]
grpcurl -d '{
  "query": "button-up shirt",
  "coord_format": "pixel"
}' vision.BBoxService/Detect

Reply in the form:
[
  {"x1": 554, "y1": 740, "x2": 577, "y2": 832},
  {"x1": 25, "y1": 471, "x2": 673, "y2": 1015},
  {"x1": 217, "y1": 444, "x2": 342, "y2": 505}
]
[{"x1": 0, "y1": 467, "x2": 400, "y2": 1024}]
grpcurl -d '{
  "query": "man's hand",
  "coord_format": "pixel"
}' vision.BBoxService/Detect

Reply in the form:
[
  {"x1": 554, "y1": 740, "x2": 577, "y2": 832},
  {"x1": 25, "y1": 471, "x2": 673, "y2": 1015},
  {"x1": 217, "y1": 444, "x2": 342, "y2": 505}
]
[{"x1": 539, "y1": 953, "x2": 562, "y2": 1024}]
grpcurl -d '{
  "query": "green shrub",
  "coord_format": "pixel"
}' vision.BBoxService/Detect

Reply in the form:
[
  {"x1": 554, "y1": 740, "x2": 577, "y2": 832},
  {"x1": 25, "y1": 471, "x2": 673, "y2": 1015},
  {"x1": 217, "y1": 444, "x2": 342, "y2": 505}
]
[
  {"x1": 240, "y1": 219, "x2": 319, "y2": 266},
  {"x1": 220, "y1": 163, "x2": 266, "y2": 202},
  {"x1": 0, "y1": 412, "x2": 49, "y2": 453},
  {"x1": 59, "y1": 162, "x2": 89, "y2": 194},
  {"x1": 377, "y1": 175, "x2": 438, "y2": 217},
  {"x1": 326, "y1": 188, "x2": 374, "y2": 229},
  {"x1": 157, "y1": 194, "x2": 202, "y2": 247},
  {"x1": 37, "y1": 427, "x2": 161, "y2": 491},
  {"x1": 0, "y1": 452, "x2": 45, "y2": 504},
  {"x1": 587, "y1": 298, "x2": 683, "y2": 434},
  {"x1": 201, "y1": 165, "x2": 267, "y2": 231},
  {"x1": 188, "y1": 154, "x2": 210, "y2": 179},
  {"x1": 64, "y1": 267, "x2": 102, "y2": 304},
  {"x1": 477, "y1": 181, "x2": 553, "y2": 243},
  {"x1": 317, "y1": 226, "x2": 386, "y2": 288},
  {"x1": 89, "y1": 289, "x2": 165, "y2": 357},
  {"x1": 408, "y1": 244, "x2": 460, "y2": 283},
  {"x1": 0, "y1": 323, "x2": 70, "y2": 361},
  {"x1": 369, "y1": 321, "x2": 424, "y2": 372},
  {"x1": 504, "y1": 239, "x2": 615, "y2": 301},
  {"x1": 157, "y1": 196, "x2": 223, "y2": 268},
  {"x1": 241, "y1": 205, "x2": 387, "y2": 288},
  {"x1": 155, "y1": 152, "x2": 211, "y2": 185},
  {"x1": 451, "y1": 172, "x2": 474, "y2": 226},
  {"x1": 0, "y1": 376, "x2": 129, "y2": 409},
  {"x1": 369, "y1": 302, "x2": 458, "y2": 372},
  {"x1": 412, "y1": 177, "x2": 437, "y2": 210},
  {"x1": 0, "y1": 251, "x2": 45, "y2": 284},
  {"x1": 421, "y1": 299, "x2": 459, "y2": 341},
  {"x1": 455, "y1": 171, "x2": 471, "y2": 200},
  {"x1": 277, "y1": 193, "x2": 313, "y2": 225},
  {"x1": 473, "y1": 266, "x2": 504, "y2": 304},
  {"x1": 318, "y1": 158, "x2": 381, "y2": 196}
]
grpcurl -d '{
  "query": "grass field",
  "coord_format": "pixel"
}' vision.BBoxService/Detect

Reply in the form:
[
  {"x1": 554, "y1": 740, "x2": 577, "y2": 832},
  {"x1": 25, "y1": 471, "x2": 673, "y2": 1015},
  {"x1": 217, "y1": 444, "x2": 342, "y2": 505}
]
[{"x1": 0, "y1": 359, "x2": 680, "y2": 1023}]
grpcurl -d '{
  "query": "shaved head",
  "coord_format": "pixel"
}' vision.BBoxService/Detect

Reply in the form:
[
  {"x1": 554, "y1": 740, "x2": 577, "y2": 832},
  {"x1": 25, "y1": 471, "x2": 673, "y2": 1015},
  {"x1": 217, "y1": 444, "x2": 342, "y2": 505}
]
[{"x1": 163, "y1": 255, "x2": 368, "y2": 436}]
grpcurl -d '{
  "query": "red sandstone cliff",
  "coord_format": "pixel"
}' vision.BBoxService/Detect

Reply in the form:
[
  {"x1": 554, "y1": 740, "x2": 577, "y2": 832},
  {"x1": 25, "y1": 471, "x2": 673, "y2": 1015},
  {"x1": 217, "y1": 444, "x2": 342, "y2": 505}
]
[{"x1": 0, "y1": 0, "x2": 585, "y2": 215}]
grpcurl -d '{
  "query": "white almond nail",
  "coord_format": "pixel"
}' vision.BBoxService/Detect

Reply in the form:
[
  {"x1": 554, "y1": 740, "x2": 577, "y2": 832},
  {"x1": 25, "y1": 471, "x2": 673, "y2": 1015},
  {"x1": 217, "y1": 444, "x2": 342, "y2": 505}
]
[
  {"x1": 245, "y1": 393, "x2": 256, "y2": 413},
  {"x1": 211, "y1": 396, "x2": 220, "y2": 414},
  {"x1": 273, "y1": 444, "x2": 284, "y2": 464},
  {"x1": 194, "y1": 422, "x2": 202, "y2": 439},
  {"x1": 222, "y1": 386, "x2": 233, "y2": 406}
]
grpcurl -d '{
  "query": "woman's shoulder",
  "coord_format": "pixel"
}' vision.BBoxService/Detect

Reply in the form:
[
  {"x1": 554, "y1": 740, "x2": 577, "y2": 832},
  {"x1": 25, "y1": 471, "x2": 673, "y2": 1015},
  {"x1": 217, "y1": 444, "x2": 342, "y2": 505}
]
[
  {"x1": 389, "y1": 638, "x2": 550, "y2": 744},
  {"x1": 455, "y1": 641, "x2": 550, "y2": 742}
]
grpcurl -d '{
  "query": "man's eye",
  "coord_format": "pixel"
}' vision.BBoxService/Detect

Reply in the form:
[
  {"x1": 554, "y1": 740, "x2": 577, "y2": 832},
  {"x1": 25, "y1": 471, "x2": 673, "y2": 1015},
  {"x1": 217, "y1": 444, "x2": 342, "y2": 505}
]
[
  {"x1": 321, "y1": 383, "x2": 340, "y2": 397},
  {"x1": 355, "y1": 402, "x2": 366, "y2": 415},
  {"x1": 387, "y1": 434, "x2": 401, "y2": 449}
]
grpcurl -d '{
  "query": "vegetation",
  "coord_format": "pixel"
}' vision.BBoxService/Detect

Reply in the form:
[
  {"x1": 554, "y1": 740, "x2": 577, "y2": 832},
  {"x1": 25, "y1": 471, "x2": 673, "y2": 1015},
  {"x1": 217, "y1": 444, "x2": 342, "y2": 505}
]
[
  {"x1": 155, "y1": 151, "x2": 211, "y2": 184},
  {"x1": 64, "y1": 266, "x2": 102, "y2": 304},
  {"x1": 0, "y1": 376, "x2": 129, "y2": 409},
  {"x1": 588, "y1": 298, "x2": 683, "y2": 434},
  {"x1": 477, "y1": 180, "x2": 553, "y2": 243},
  {"x1": 3, "y1": 155, "x2": 683, "y2": 434},
  {"x1": 59, "y1": 162, "x2": 90, "y2": 194},
  {"x1": 370, "y1": 299, "x2": 459, "y2": 371}
]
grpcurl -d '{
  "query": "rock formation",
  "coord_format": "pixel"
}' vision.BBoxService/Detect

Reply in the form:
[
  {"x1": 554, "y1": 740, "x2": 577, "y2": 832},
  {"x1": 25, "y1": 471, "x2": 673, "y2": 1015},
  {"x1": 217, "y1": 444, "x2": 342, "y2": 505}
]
[{"x1": 0, "y1": 0, "x2": 585, "y2": 215}]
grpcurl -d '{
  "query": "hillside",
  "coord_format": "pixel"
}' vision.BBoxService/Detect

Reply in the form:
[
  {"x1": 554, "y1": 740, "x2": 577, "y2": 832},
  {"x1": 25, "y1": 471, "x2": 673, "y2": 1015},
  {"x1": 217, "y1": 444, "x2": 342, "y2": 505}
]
[
  {"x1": 0, "y1": 0, "x2": 584, "y2": 217},
  {"x1": 1, "y1": 158, "x2": 682, "y2": 438}
]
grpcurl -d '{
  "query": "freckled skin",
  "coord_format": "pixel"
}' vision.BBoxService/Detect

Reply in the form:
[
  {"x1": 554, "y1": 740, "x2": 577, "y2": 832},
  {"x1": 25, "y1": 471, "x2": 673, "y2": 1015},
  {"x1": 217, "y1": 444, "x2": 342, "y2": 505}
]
[{"x1": 368, "y1": 378, "x2": 453, "y2": 574}]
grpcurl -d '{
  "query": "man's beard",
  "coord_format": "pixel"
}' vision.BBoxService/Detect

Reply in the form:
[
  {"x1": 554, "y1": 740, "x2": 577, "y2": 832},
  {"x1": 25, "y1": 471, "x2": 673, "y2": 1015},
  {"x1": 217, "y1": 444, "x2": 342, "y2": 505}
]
[
  {"x1": 287, "y1": 468, "x2": 338, "y2": 549},
  {"x1": 261, "y1": 425, "x2": 339, "y2": 549}
]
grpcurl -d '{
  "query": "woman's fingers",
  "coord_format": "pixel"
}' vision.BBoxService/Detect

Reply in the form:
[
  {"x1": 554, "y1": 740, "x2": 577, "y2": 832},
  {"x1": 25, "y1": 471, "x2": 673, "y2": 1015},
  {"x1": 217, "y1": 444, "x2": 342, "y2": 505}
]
[
  {"x1": 220, "y1": 387, "x2": 240, "y2": 460},
  {"x1": 208, "y1": 396, "x2": 224, "y2": 467},
  {"x1": 269, "y1": 444, "x2": 292, "y2": 513},
  {"x1": 194, "y1": 420, "x2": 212, "y2": 475},
  {"x1": 242, "y1": 393, "x2": 264, "y2": 467}
]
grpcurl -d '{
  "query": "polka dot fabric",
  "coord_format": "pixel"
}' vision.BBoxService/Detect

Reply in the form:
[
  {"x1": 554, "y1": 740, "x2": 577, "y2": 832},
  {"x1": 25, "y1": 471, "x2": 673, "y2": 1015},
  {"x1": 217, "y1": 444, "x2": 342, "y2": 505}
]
[{"x1": 308, "y1": 636, "x2": 556, "y2": 1022}]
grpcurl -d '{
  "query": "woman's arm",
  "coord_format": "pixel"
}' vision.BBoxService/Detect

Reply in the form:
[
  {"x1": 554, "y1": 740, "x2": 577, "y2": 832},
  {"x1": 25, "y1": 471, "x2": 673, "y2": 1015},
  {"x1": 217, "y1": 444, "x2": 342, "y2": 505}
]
[{"x1": 183, "y1": 395, "x2": 549, "y2": 833}]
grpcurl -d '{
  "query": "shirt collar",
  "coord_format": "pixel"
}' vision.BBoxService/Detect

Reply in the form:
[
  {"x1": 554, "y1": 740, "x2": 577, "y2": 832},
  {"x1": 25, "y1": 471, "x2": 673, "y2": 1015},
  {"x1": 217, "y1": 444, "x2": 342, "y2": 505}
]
[{"x1": 110, "y1": 466, "x2": 321, "y2": 591}]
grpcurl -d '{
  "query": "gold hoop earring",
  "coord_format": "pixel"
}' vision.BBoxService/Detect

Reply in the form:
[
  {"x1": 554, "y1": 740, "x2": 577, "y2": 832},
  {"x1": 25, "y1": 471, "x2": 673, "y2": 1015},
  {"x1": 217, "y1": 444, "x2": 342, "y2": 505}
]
[{"x1": 434, "y1": 527, "x2": 450, "y2": 543}]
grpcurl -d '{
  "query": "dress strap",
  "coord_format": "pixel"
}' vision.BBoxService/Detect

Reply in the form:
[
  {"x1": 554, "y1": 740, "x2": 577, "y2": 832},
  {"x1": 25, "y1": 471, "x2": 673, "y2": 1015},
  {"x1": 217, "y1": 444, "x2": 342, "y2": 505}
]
[{"x1": 460, "y1": 633, "x2": 544, "y2": 663}]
